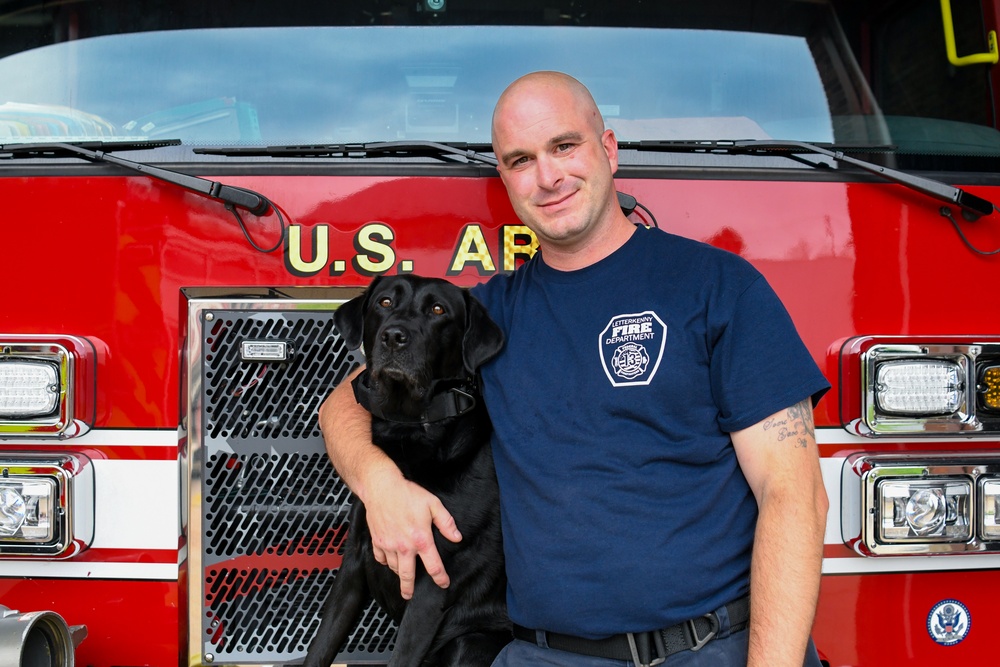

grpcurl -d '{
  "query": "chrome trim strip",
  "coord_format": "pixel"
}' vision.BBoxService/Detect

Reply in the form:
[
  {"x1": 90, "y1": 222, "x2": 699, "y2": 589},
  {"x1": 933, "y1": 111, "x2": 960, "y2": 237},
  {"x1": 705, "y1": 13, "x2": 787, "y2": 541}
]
[
  {"x1": 822, "y1": 553, "x2": 1000, "y2": 574},
  {"x1": 0, "y1": 561, "x2": 178, "y2": 579},
  {"x1": 816, "y1": 427, "x2": 987, "y2": 445},
  {"x1": 71, "y1": 428, "x2": 177, "y2": 447}
]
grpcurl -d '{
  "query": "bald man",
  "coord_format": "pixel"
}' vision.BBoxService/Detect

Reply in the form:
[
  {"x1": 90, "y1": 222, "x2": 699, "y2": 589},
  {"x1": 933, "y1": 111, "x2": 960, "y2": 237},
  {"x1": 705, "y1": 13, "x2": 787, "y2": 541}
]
[{"x1": 320, "y1": 71, "x2": 829, "y2": 667}]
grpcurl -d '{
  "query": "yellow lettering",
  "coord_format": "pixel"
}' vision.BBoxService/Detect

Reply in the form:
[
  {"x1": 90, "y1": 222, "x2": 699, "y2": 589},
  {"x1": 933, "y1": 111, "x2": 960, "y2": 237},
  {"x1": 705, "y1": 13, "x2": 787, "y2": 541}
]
[
  {"x1": 285, "y1": 224, "x2": 329, "y2": 277},
  {"x1": 353, "y1": 223, "x2": 396, "y2": 275},
  {"x1": 502, "y1": 225, "x2": 539, "y2": 271},
  {"x1": 447, "y1": 225, "x2": 496, "y2": 276}
]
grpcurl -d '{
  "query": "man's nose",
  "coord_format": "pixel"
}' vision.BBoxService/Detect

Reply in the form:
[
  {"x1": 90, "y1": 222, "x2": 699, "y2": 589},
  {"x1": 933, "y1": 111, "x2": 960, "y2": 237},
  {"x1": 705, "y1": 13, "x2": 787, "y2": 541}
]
[
  {"x1": 380, "y1": 325, "x2": 409, "y2": 350},
  {"x1": 535, "y1": 154, "x2": 563, "y2": 189}
]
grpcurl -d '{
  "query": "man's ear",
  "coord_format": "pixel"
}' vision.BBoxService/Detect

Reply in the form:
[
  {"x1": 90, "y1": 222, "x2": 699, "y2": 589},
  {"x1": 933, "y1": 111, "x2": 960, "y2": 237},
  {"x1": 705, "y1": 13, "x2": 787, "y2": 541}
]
[
  {"x1": 334, "y1": 277, "x2": 382, "y2": 350},
  {"x1": 602, "y1": 128, "x2": 619, "y2": 173},
  {"x1": 462, "y1": 291, "x2": 505, "y2": 374}
]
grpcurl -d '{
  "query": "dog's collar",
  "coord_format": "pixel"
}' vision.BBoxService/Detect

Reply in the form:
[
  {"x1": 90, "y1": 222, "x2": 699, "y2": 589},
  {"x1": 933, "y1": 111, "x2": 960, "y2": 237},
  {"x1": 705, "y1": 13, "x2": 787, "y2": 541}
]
[{"x1": 351, "y1": 369, "x2": 479, "y2": 424}]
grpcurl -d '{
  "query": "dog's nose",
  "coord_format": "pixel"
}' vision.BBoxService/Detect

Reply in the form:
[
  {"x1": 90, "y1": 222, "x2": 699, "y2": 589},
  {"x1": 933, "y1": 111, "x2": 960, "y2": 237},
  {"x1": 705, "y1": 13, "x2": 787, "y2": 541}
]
[{"x1": 380, "y1": 325, "x2": 409, "y2": 350}]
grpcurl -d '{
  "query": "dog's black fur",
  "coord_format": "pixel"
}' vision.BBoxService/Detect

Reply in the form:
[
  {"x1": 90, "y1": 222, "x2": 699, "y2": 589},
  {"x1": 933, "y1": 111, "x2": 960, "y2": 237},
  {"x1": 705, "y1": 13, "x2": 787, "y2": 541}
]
[{"x1": 304, "y1": 275, "x2": 509, "y2": 667}]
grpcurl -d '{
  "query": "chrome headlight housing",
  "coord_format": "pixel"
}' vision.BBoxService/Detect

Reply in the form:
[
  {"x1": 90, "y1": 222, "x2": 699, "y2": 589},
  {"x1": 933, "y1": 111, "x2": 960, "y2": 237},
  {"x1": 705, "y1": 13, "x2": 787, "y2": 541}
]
[
  {"x1": 838, "y1": 338, "x2": 1000, "y2": 437},
  {"x1": 844, "y1": 454, "x2": 1000, "y2": 556},
  {"x1": 0, "y1": 337, "x2": 99, "y2": 439}
]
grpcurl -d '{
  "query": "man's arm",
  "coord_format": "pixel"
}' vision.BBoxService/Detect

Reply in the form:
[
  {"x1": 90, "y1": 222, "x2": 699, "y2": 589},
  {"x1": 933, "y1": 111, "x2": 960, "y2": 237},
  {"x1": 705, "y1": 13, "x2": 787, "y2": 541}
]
[
  {"x1": 731, "y1": 397, "x2": 828, "y2": 667},
  {"x1": 318, "y1": 367, "x2": 461, "y2": 599}
]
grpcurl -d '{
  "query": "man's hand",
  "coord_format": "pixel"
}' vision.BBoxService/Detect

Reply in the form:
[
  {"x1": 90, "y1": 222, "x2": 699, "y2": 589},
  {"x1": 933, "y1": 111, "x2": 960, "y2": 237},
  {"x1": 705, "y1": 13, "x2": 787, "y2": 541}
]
[
  {"x1": 362, "y1": 466, "x2": 462, "y2": 600},
  {"x1": 318, "y1": 367, "x2": 462, "y2": 599}
]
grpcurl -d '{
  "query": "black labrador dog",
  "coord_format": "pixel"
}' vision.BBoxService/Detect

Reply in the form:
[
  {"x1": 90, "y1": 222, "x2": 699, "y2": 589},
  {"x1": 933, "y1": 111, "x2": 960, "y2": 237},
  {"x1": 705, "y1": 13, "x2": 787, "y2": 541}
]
[{"x1": 304, "y1": 275, "x2": 510, "y2": 667}]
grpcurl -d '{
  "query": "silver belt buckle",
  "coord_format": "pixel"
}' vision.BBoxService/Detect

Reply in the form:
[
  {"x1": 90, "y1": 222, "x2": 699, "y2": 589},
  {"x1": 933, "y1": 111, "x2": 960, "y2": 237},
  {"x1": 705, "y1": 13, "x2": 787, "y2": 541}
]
[
  {"x1": 625, "y1": 632, "x2": 666, "y2": 667},
  {"x1": 685, "y1": 612, "x2": 720, "y2": 652}
]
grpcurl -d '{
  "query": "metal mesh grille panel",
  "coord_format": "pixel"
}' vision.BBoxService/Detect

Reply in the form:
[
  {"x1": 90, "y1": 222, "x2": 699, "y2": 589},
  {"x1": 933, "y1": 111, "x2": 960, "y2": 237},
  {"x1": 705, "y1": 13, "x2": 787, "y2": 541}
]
[
  {"x1": 197, "y1": 306, "x2": 396, "y2": 664},
  {"x1": 203, "y1": 452, "x2": 351, "y2": 558},
  {"x1": 203, "y1": 312, "x2": 351, "y2": 440}
]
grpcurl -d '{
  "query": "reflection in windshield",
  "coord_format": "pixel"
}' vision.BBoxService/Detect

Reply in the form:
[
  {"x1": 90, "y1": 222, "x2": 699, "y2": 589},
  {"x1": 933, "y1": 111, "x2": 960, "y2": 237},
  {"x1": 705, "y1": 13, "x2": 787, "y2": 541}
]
[{"x1": 1, "y1": 26, "x2": 847, "y2": 147}]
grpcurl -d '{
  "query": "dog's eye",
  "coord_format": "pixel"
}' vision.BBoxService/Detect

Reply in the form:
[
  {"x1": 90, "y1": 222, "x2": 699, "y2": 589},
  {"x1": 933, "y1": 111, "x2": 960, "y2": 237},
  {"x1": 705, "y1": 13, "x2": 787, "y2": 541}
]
[
  {"x1": 431, "y1": 304, "x2": 446, "y2": 316},
  {"x1": 378, "y1": 297, "x2": 392, "y2": 308}
]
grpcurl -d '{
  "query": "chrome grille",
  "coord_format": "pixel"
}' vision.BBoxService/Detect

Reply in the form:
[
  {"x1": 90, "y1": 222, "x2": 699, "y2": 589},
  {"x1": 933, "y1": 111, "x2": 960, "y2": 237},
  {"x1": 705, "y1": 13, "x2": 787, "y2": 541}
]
[{"x1": 192, "y1": 301, "x2": 396, "y2": 664}]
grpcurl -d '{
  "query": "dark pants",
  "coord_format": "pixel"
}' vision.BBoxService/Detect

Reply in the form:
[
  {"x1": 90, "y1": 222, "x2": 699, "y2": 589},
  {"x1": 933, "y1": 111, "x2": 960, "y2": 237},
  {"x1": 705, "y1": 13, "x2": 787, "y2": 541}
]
[{"x1": 491, "y1": 603, "x2": 822, "y2": 667}]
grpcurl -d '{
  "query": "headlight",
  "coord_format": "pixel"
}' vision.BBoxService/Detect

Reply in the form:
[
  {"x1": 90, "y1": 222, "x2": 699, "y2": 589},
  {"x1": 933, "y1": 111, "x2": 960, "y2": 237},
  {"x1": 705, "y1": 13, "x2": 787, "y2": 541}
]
[
  {"x1": 878, "y1": 478, "x2": 971, "y2": 542},
  {"x1": 980, "y1": 478, "x2": 1000, "y2": 540},
  {"x1": 0, "y1": 455, "x2": 93, "y2": 559},
  {"x1": 0, "y1": 479, "x2": 56, "y2": 541},
  {"x1": 0, "y1": 486, "x2": 29, "y2": 536}
]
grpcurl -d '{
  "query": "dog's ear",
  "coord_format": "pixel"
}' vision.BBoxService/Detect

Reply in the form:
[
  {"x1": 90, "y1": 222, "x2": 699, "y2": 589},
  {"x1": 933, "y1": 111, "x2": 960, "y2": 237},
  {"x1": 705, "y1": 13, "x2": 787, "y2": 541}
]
[
  {"x1": 462, "y1": 291, "x2": 505, "y2": 374},
  {"x1": 334, "y1": 277, "x2": 382, "y2": 350}
]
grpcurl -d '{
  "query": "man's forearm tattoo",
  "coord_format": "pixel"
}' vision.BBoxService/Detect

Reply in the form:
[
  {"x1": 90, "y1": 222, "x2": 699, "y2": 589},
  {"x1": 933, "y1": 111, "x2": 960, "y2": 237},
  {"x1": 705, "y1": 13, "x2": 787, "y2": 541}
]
[{"x1": 761, "y1": 398, "x2": 815, "y2": 448}]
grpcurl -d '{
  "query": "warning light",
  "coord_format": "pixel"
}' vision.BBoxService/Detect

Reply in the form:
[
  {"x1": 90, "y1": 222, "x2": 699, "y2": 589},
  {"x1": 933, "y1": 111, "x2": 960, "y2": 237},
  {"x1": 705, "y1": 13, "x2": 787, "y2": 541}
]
[
  {"x1": 981, "y1": 366, "x2": 1000, "y2": 412},
  {"x1": 875, "y1": 360, "x2": 963, "y2": 416}
]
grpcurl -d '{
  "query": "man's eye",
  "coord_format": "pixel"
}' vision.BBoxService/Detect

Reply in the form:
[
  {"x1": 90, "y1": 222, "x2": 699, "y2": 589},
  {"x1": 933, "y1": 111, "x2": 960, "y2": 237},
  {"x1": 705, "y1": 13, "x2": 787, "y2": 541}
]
[
  {"x1": 431, "y1": 304, "x2": 446, "y2": 315},
  {"x1": 378, "y1": 297, "x2": 392, "y2": 308},
  {"x1": 556, "y1": 143, "x2": 574, "y2": 152}
]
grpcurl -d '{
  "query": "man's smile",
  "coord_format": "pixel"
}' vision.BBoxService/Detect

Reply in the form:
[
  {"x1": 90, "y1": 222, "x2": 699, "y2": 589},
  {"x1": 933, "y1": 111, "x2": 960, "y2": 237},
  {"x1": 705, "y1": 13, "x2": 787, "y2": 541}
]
[{"x1": 537, "y1": 189, "x2": 577, "y2": 209}]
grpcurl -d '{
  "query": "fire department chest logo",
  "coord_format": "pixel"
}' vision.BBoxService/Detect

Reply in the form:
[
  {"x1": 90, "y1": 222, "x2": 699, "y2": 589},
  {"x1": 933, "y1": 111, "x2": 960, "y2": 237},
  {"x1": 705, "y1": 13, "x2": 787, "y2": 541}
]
[
  {"x1": 599, "y1": 311, "x2": 666, "y2": 387},
  {"x1": 927, "y1": 599, "x2": 971, "y2": 646}
]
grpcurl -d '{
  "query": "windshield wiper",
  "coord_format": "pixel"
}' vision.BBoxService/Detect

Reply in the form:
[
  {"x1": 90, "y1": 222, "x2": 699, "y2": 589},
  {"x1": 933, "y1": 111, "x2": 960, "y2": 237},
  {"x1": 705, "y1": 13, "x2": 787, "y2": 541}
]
[
  {"x1": 0, "y1": 138, "x2": 184, "y2": 157},
  {"x1": 4, "y1": 139, "x2": 270, "y2": 216},
  {"x1": 195, "y1": 141, "x2": 499, "y2": 166},
  {"x1": 626, "y1": 139, "x2": 994, "y2": 220}
]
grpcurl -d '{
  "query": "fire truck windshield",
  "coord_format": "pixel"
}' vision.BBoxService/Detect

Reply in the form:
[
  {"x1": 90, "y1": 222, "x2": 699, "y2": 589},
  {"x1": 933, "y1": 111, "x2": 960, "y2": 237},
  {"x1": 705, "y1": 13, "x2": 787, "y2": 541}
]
[{"x1": 1, "y1": 0, "x2": 999, "y2": 172}]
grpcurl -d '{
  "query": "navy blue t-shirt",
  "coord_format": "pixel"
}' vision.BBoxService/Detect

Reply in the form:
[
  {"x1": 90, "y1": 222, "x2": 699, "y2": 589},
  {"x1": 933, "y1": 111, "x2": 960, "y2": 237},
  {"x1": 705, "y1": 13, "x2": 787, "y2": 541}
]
[{"x1": 470, "y1": 225, "x2": 829, "y2": 639}]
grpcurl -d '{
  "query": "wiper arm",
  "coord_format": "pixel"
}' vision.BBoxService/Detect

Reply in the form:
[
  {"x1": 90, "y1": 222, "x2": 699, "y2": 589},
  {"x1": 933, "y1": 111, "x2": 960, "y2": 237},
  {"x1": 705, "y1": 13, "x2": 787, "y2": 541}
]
[
  {"x1": 628, "y1": 139, "x2": 993, "y2": 220},
  {"x1": 5, "y1": 140, "x2": 269, "y2": 216},
  {"x1": 734, "y1": 140, "x2": 993, "y2": 220},
  {"x1": 195, "y1": 141, "x2": 499, "y2": 166}
]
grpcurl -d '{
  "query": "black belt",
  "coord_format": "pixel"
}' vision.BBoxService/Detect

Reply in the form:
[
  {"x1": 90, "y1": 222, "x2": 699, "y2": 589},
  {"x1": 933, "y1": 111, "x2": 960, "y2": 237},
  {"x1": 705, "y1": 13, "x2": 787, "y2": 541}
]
[{"x1": 512, "y1": 595, "x2": 750, "y2": 667}]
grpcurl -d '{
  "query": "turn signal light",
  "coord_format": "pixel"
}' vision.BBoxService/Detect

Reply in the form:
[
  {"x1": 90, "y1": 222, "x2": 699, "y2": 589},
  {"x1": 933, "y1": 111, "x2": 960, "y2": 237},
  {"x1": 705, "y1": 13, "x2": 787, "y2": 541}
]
[{"x1": 981, "y1": 366, "x2": 1000, "y2": 411}]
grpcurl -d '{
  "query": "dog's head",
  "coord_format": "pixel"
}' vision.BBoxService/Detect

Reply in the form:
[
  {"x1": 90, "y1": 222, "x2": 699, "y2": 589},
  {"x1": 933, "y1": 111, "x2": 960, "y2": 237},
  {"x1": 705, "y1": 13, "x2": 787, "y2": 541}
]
[{"x1": 335, "y1": 275, "x2": 504, "y2": 419}]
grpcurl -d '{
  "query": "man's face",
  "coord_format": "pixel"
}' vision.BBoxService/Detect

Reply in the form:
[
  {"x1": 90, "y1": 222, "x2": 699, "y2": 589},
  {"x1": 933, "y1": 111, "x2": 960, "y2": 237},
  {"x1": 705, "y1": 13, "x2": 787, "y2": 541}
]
[{"x1": 492, "y1": 83, "x2": 619, "y2": 251}]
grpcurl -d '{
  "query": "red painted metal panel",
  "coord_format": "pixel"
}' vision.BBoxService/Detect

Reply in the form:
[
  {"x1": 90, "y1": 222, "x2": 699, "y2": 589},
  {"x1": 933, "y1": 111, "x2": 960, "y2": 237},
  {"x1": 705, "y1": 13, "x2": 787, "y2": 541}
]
[
  {"x1": 814, "y1": 569, "x2": 994, "y2": 666},
  {"x1": 0, "y1": 578, "x2": 180, "y2": 667}
]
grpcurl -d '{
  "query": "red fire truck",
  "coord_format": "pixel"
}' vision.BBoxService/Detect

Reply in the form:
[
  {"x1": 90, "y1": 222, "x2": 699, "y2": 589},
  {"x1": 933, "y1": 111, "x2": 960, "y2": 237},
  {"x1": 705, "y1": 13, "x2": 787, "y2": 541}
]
[{"x1": 1, "y1": 0, "x2": 999, "y2": 665}]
